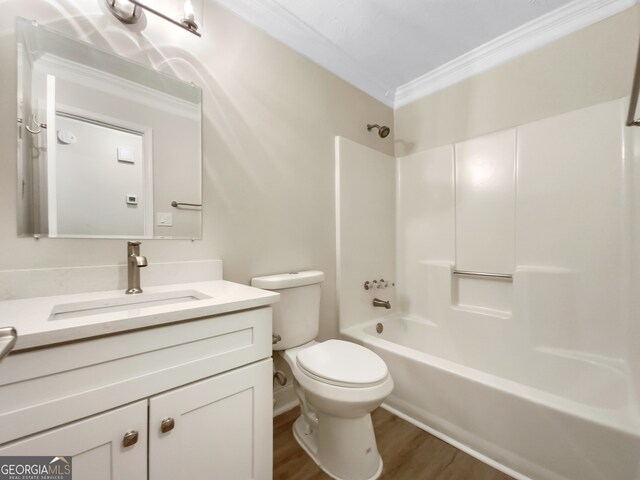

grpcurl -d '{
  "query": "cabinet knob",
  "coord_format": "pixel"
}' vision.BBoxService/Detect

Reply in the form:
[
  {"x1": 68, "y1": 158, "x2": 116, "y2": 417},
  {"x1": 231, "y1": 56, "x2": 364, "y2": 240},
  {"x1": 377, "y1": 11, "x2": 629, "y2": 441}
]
[
  {"x1": 161, "y1": 417, "x2": 175, "y2": 433},
  {"x1": 123, "y1": 430, "x2": 139, "y2": 447}
]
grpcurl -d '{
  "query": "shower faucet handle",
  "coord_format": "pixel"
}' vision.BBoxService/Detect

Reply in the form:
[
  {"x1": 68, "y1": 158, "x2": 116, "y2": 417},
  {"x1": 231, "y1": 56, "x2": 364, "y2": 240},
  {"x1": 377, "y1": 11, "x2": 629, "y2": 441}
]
[{"x1": 365, "y1": 279, "x2": 394, "y2": 290}]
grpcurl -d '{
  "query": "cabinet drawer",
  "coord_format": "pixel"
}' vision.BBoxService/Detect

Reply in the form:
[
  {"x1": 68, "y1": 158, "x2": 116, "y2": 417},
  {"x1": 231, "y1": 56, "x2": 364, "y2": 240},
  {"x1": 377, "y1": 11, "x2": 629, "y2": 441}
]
[{"x1": 0, "y1": 307, "x2": 271, "y2": 444}]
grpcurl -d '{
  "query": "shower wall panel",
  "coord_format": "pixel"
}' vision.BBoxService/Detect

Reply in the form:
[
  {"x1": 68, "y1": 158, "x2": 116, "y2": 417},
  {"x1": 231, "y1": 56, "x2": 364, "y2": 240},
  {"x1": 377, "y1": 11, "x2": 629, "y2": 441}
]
[{"x1": 455, "y1": 129, "x2": 516, "y2": 275}]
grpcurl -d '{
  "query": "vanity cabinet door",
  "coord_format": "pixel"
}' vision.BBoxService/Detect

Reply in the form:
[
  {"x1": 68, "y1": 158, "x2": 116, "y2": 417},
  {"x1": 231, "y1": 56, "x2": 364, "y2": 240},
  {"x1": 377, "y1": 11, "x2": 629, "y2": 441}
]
[
  {"x1": 0, "y1": 400, "x2": 147, "y2": 480},
  {"x1": 149, "y1": 359, "x2": 273, "y2": 480}
]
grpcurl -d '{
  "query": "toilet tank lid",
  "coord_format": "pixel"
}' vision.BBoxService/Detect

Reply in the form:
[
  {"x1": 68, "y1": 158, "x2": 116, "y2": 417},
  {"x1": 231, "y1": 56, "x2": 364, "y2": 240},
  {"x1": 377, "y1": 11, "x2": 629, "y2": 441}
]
[{"x1": 251, "y1": 270, "x2": 324, "y2": 290}]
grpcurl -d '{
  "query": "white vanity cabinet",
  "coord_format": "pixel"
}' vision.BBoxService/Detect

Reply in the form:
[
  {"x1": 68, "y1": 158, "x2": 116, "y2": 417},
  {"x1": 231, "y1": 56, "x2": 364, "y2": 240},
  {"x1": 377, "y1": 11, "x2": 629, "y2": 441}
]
[
  {"x1": 149, "y1": 360, "x2": 272, "y2": 480},
  {"x1": 0, "y1": 306, "x2": 274, "y2": 480},
  {"x1": 0, "y1": 401, "x2": 148, "y2": 480}
]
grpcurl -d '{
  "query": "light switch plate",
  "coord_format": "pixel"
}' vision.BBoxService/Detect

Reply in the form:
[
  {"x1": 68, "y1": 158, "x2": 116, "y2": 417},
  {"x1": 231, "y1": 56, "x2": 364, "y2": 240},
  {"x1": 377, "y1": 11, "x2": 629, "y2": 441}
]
[
  {"x1": 117, "y1": 146, "x2": 134, "y2": 163},
  {"x1": 157, "y1": 212, "x2": 173, "y2": 226}
]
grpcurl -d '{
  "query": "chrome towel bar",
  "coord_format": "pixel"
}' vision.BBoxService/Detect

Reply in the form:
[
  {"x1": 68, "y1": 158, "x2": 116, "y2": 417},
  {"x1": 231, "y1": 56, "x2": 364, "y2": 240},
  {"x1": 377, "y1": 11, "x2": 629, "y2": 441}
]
[
  {"x1": 171, "y1": 201, "x2": 202, "y2": 208},
  {"x1": 452, "y1": 270, "x2": 512, "y2": 280}
]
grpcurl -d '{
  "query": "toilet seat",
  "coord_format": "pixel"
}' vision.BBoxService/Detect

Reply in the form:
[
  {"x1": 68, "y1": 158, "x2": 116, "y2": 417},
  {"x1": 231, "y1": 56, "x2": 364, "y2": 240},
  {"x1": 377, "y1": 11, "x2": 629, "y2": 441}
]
[
  {"x1": 280, "y1": 340, "x2": 394, "y2": 419},
  {"x1": 296, "y1": 339, "x2": 388, "y2": 388}
]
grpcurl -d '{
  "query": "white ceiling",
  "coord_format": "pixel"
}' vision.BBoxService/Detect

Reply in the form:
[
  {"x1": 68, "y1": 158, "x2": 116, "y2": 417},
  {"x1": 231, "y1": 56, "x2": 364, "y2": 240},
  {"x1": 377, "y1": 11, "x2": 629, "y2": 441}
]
[{"x1": 212, "y1": 0, "x2": 636, "y2": 107}]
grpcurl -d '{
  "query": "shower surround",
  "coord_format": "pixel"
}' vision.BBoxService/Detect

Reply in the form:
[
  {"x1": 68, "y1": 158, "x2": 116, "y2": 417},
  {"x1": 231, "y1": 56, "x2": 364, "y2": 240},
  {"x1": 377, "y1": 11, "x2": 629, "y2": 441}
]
[{"x1": 336, "y1": 97, "x2": 640, "y2": 480}]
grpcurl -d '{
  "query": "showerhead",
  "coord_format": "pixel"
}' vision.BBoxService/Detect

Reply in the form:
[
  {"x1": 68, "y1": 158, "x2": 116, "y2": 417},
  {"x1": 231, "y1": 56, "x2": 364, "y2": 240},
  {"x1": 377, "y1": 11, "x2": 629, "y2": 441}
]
[{"x1": 367, "y1": 123, "x2": 391, "y2": 138}]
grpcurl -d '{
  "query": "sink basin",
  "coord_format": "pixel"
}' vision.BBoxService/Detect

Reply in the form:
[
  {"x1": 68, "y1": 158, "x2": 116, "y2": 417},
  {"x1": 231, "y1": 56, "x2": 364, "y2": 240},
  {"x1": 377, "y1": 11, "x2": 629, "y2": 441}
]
[{"x1": 49, "y1": 290, "x2": 211, "y2": 321}]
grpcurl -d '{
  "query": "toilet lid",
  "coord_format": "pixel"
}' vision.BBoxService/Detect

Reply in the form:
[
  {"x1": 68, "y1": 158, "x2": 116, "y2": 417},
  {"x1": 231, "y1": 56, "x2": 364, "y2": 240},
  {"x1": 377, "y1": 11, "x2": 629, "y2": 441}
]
[{"x1": 296, "y1": 340, "x2": 388, "y2": 387}]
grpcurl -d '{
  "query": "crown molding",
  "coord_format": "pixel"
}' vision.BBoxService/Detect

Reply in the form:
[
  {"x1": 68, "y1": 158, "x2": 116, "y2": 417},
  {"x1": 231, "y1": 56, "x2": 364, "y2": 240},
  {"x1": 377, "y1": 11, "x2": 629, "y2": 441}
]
[
  {"x1": 212, "y1": 0, "x2": 396, "y2": 107},
  {"x1": 394, "y1": 0, "x2": 638, "y2": 108},
  {"x1": 214, "y1": 0, "x2": 637, "y2": 109}
]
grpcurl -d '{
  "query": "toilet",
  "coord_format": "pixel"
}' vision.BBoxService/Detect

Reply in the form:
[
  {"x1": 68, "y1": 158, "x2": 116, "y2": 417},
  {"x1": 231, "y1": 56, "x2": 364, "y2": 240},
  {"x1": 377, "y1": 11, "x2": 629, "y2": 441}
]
[{"x1": 251, "y1": 270, "x2": 394, "y2": 480}]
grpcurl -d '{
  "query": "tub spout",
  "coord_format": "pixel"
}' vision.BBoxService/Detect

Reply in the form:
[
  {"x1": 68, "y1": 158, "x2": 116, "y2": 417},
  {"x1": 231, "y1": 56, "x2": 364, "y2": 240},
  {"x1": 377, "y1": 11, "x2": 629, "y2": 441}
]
[{"x1": 373, "y1": 298, "x2": 391, "y2": 309}]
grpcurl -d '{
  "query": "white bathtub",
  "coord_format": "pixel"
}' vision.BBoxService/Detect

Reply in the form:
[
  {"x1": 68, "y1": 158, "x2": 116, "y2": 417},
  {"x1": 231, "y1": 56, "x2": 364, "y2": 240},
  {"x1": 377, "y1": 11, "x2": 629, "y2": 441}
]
[{"x1": 342, "y1": 316, "x2": 640, "y2": 480}]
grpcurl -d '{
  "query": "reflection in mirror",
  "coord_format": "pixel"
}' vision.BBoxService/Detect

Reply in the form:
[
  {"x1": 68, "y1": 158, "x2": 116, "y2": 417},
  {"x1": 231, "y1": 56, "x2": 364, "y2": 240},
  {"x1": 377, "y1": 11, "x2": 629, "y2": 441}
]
[{"x1": 16, "y1": 18, "x2": 202, "y2": 239}]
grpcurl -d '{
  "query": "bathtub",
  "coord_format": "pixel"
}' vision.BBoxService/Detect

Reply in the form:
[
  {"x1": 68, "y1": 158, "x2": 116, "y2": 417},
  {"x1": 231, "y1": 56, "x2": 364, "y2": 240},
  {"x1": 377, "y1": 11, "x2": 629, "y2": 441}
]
[{"x1": 342, "y1": 316, "x2": 640, "y2": 480}]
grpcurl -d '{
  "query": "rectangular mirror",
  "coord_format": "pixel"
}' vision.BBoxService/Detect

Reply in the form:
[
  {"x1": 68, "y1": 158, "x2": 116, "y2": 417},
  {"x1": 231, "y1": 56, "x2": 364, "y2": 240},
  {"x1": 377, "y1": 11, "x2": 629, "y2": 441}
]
[{"x1": 16, "y1": 18, "x2": 202, "y2": 239}]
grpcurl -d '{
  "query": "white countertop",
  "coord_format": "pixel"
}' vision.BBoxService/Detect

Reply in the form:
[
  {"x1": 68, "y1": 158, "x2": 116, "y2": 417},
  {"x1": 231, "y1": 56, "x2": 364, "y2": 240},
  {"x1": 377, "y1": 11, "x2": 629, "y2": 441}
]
[{"x1": 0, "y1": 280, "x2": 279, "y2": 351}]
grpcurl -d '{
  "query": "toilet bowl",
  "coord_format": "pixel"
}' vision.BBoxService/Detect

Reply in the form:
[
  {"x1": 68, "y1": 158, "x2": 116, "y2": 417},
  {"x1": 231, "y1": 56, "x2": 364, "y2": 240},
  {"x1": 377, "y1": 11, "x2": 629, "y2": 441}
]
[
  {"x1": 281, "y1": 340, "x2": 394, "y2": 480},
  {"x1": 285, "y1": 340, "x2": 393, "y2": 417},
  {"x1": 251, "y1": 270, "x2": 394, "y2": 480}
]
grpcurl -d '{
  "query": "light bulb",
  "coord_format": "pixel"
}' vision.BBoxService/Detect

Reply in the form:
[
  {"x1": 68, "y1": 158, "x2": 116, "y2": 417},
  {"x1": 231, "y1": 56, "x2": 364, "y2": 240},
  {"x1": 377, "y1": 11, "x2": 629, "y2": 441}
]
[{"x1": 183, "y1": 0, "x2": 195, "y2": 23}]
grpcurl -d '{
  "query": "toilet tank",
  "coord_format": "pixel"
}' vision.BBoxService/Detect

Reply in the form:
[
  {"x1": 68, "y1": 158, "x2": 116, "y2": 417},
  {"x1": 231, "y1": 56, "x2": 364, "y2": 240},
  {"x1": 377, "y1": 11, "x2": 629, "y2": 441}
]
[{"x1": 251, "y1": 271, "x2": 324, "y2": 351}]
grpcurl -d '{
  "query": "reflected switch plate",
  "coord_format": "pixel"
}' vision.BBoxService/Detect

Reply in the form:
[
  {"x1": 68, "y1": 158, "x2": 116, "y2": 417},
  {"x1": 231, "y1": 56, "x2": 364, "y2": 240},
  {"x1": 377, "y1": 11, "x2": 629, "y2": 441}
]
[
  {"x1": 157, "y1": 212, "x2": 173, "y2": 226},
  {"x1": 117, "y1": 147, "x2": 134, "y2": 163}
]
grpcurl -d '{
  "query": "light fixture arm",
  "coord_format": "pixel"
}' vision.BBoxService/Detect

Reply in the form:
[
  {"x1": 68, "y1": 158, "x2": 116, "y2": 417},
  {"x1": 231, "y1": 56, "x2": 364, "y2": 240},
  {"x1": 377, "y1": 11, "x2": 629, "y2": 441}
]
[
  {"x1": 105, "y1": 0, "x2": 143, "y2": 24},
  {"x1": 105, "y1": 0, "x2": 201, "y2": 37},
  {"x1": 127, "y1": 0, "x2": 201, "y2": 37}
]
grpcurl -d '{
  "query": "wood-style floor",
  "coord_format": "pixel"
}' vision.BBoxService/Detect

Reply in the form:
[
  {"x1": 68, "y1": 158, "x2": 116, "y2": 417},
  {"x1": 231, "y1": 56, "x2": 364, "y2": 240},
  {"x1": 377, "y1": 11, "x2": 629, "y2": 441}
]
[{"x1": 274, "y1": 407, "x2": 514, "y2": 480}]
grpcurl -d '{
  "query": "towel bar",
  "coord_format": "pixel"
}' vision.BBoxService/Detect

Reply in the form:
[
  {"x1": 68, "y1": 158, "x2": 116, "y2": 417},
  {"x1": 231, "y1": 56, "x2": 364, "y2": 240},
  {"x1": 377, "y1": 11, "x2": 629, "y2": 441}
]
[
  {"x1": 452, "y1": 270, "x2": 512, "y2": 280},
  {"x1": 171, "y1": 201, "x2": 202, "y2": 208}
]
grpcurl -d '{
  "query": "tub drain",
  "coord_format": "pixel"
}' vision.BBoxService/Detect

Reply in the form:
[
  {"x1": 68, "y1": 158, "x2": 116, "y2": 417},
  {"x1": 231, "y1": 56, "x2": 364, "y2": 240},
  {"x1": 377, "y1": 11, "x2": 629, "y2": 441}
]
[{"x1": 376, "y1": 323, "x2": 383, "y2": 334}]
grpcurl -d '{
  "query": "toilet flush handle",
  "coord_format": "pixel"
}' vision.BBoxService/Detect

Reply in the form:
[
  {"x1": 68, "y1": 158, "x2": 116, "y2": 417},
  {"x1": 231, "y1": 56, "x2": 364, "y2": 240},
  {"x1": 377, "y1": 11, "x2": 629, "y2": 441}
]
[{"x1": 272, "y1": 334, "x2": 282, "y2": 345}]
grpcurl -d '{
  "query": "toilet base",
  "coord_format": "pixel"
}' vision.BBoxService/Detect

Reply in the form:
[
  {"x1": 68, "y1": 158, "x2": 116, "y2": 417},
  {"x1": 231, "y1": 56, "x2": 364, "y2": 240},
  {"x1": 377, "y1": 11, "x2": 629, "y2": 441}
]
[{"x1": 292, "y1": 413, "x2": 383, "y2": 480}]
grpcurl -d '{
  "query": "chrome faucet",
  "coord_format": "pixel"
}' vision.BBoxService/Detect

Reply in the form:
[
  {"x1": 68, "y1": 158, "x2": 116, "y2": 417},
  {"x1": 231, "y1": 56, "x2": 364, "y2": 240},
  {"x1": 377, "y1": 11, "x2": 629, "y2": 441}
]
[
  {"x1": 126, "y1": 241, "x2": 148, "y2": 294},
  {"x1": 372, "y1": 298, "x2": 391, "y2": 309}
]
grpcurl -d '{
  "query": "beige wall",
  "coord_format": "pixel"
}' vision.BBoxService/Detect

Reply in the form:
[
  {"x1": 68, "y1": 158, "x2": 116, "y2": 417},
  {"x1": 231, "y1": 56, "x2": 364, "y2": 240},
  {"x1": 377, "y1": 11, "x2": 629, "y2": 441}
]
[
  {"x1": 0, "y1": 0, "x2": 393, "y2": 340},
  {"x1": 394, "y1": 6, "x2": 640, "y2": 156}
]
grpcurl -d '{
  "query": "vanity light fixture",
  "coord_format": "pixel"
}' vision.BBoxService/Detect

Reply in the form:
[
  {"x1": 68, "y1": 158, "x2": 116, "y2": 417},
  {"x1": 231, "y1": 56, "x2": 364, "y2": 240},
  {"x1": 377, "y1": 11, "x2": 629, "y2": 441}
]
[{"x1": 106, "y1": 0, "x2": 202, "y2": 37}]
